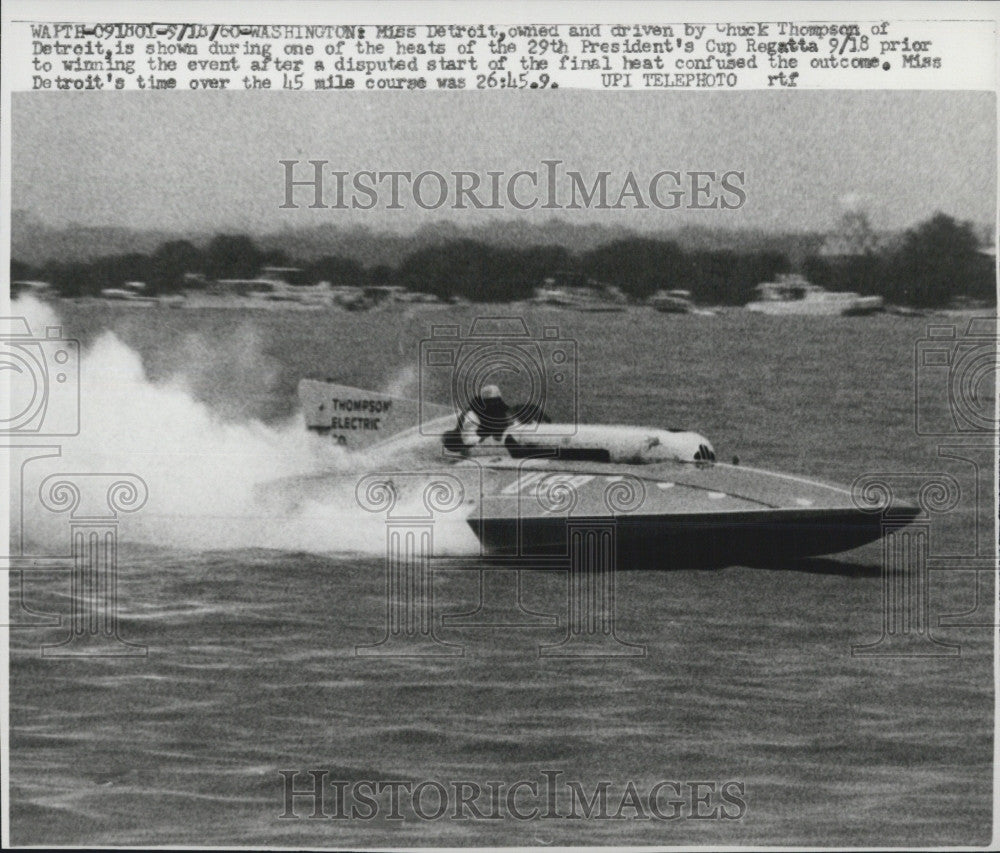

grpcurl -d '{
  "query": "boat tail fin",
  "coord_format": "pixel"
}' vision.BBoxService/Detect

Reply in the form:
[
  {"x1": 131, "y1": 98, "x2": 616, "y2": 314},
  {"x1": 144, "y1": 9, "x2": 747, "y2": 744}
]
[{"x1": 298, "y1": 378, "x2": 454, "y2": 451}]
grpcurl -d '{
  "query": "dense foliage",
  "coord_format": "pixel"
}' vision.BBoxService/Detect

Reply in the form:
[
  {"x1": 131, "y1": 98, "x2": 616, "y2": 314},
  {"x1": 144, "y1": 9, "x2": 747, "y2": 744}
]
[{"x1": 12, "y1": 213, "x2": 994, "y2": 307}]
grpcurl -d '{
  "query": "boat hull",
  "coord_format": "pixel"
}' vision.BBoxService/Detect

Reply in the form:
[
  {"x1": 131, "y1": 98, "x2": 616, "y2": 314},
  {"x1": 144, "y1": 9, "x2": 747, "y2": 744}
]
[
  {"x1": 259, "y1": 448, "x2": 914, "y2": 569},
  {"x1": 463, "y1": 457, "x2": 915, "y2": 568},
  {"x1": 476, "y1": 506, "x2": 910, "y2": 568}
]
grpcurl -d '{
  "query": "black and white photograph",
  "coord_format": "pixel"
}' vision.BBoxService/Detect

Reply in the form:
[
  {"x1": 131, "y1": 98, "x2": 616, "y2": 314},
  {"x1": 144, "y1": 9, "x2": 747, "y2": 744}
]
[{"x1": 2, "y1": 2, "x2": 998, "y2": 849}]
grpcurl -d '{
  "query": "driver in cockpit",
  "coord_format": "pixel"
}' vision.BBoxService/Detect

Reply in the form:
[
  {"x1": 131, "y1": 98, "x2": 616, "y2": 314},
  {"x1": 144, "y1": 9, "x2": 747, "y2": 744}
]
[{"x1": 442, "y1": 384, "x2": 512, "y2": 455}]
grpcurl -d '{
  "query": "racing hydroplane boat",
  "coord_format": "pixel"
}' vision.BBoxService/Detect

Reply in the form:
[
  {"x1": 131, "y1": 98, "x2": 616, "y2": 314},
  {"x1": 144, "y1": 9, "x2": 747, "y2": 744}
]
[{"x1": 268, "y1": 379, "x2": 916, "y2": 568}]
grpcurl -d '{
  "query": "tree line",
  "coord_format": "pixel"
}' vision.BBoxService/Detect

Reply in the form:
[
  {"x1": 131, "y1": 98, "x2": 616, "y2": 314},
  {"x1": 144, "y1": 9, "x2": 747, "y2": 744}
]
[
  {"x1": 804, "y1": 213, "x2": 994, "y2": 307},
  {"x1": 10, "y1": 213, "x2": 994, "y2": 308}
]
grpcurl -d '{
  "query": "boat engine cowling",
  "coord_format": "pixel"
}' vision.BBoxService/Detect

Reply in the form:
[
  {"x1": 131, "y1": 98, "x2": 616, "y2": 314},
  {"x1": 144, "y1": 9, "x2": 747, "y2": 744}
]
[{"x1": 503, "y1": 423, "x2": 716, "y2": 464}]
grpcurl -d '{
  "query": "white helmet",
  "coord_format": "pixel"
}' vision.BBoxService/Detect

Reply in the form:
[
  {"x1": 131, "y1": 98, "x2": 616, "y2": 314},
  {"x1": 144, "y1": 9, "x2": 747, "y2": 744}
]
[{"x1": 480, "y1": 384, "x2": 502, "y2": 400}]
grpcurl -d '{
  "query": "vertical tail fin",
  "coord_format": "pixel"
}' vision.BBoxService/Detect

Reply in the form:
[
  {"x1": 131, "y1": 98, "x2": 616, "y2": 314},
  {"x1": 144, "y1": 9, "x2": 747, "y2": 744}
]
[{"x1": 298, "y1": 379, "x2": 453, "y2": 451}]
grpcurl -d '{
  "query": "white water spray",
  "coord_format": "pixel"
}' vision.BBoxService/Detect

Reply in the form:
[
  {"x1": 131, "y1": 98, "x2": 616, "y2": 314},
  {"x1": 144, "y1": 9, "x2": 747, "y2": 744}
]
[{"x1": 9, "y1": 296, "x2": 479, "y2": 555}]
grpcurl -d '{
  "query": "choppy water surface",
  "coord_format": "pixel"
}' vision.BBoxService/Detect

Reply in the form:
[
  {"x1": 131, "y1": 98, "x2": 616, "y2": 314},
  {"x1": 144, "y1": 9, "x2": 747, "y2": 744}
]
[{"x1": 9, "y1": 304, "x2": 994, "y2": 846}]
